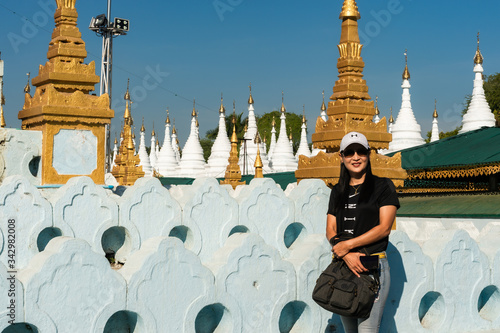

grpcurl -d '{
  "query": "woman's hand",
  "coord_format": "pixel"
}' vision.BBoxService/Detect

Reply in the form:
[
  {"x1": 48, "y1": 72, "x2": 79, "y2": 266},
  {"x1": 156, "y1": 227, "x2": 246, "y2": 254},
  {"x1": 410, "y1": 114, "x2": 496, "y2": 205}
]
[
  {"x1": 332, "y1": 240, "x2": 353, "y2": 258},
  {"x1": 342, "y1": 252, "x2": 368, "y2": 277}
]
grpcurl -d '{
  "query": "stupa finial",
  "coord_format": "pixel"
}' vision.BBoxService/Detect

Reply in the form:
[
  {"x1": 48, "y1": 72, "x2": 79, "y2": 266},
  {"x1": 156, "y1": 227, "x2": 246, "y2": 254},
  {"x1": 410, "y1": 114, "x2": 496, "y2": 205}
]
[
  {"x1": 402, "y1": 49, "x2": 410, "y2": 80},
  {"x1": 433, "y1": 99, "x2": 438, "y2": 118},
  {"x1": 124, "y1": 78, "x2": 131, "y2": 100},
  {"x1": 474, "y1": 32, "x2": 484, "y2": 65},
  {"x1": 375, "y1": 96, "x2": 380, "y2": 115},
  {"x1": 24, "y1": 72, "x2": 31, "y2": 94},
  {"x1": 280, "y1": 91, "x2": 286, "y2": 113},
  {"x1": 248, "y1": 83, "x2": 254, "y2": 105},
  {"x1": 219, "y1": 93, "x2": 225, "y2": 113},
  {"x1": 339, "y1": 0, "x2": 361, "y2": 19}
]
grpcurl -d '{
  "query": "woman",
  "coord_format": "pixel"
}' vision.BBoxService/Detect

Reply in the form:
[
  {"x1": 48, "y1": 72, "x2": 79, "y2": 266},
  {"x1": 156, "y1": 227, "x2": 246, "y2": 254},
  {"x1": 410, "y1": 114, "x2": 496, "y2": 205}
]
[{"x1": 326, "y1": 132, "x2": 399, "y2": 333}]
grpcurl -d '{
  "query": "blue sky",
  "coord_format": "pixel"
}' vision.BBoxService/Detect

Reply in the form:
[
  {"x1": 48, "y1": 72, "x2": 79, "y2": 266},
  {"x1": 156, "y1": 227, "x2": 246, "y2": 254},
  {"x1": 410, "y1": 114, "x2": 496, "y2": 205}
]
[{"x1": 1, "y1": 0, "x2": 500, "y2": 145}]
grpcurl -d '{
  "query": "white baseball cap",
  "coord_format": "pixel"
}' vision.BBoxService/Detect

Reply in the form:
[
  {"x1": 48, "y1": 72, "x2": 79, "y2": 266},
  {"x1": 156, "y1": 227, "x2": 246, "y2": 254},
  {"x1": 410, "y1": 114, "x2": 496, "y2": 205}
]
[{"x1": 340, "y1": 132, "x2": 370, "y2": 152}]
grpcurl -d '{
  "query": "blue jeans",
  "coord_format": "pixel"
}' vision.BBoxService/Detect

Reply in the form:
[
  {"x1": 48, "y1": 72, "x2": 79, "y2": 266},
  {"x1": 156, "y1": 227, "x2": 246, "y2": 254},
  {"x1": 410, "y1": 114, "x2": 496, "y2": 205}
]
[{"x1": 340, "y1": 258, "x2": 390, "y2": 333}]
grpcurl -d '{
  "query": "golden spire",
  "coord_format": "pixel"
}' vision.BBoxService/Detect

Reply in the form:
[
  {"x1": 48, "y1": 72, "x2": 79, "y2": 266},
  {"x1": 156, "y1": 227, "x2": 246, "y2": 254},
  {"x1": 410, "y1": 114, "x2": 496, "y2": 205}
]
[
  {"x1": 219, "y1": 93, "x2": 226, "y2": 113},
  {"x1": 114, "y1": 135, "x2": 118, "y2": 145},
  {"x1": 248, "y1": 83, "x2": 254, "y2": 105},
  {"x1": 24, "y1": 72, "x2": 31, "y2": 94},
  {"x1": 151, "y1": 122, "x2": 156, "y2": 137},
  {"x1": 132, "y1": 128, "x2": 136, "y2": 139},
  {"x1": 389, "y1": 106, "x2": 394, "y2": 123},
  {"x1": 321, "y1": 90, "x2": 326, "y2": 111},
  {"x1": 124, "y1": 99, "x2": 132, "y2": 124},
  {"x1": 191, "y1": 99, "x2": 196, "y2": 117},
  {"x1": 375, "y1": 96, "x2": 380, "y2": 115},
  {"x1": 402, "y1": 49, "x2": 410, "y2": 80},
  {"x1": 302, "y1": 105, "x2": 306, "y2": 123},
  {"x1": 254, "y1": 132, "x2": 263, "y2": 178},
  {"x1": 272, "y1": 115, "x2": 276, "y2": 127},
  {"x1": 0, "y1": 105, "x2": 5, "y2": 128},
  {"x1": 231, "y1": 100, "x2": 237, "y2": 142},
  {"x1": 172, "y1": 118, "x2": 177, "y2": 134},
  {"x1": 280, "y1": 91, "x2": 286, "y2": 113},
  {"x1": 156, "y1": 138, "x2": 160, "y2": 146},
  {"x1": 289, "y1": 126, "x2": 293, "y2": 140},
  {"x1": 220, "y1": 102, "x2": 245, "y2": 189},
  {"x1": 165, "y1": 108, "x2": 171, "y2": 124},
  {"x1": 433, "y1": 99, "x2": 438, "y2": 118},
  {"x1": 1, "y1": 80, "x2": 5, "y2": 106},
  {"x1": 124, "y1": 78, "x2": 131, "y2": 100},
  {"x1": 474, "y1": 32, "x2": 483, "y2": 65},
  {"x1": 141, "y1": 117, "x2": 145, "y2": 132},
  {"x1": 339, "y1": 0, "x2": 361, "y2": 19}
]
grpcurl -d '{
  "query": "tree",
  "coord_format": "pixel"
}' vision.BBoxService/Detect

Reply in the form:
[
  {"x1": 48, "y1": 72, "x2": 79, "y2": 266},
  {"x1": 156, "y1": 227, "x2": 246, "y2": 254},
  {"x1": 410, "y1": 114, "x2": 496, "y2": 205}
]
[{"x1": 200, "y1": 138, "x2": 214, "y2": 162}]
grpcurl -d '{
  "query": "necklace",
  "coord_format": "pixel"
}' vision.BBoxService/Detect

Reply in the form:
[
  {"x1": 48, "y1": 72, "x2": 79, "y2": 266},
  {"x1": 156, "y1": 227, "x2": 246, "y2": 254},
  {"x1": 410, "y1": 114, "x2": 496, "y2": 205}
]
[{"x1": 351, "y1": 184, "x2": 362, "y2": 195}]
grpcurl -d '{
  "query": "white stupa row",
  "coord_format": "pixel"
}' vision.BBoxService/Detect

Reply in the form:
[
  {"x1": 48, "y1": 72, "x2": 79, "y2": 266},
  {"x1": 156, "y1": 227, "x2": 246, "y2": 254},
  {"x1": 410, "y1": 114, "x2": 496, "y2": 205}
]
[
  {"x1": 378, "y1": 37, "x2": 496, "y2": 154},
  {"x1": 112, "y1": 88, "x2": 316, "y2": 178}
]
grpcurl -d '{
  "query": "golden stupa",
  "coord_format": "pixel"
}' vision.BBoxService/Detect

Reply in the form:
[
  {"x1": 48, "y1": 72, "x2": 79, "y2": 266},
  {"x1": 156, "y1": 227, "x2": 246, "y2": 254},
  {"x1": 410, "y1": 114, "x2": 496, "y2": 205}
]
[
  {"x1": 18, "y1": 0, "x2": 113, "y2": 184},
  {"x1": 295, "y1": 0, "x2": 407, "y2": 187},
  {"x1": 111, "y1": 83, "x2": 145, "y2": 185},
  {"x1": 220, "y1": 105, "x2": 245, "y2": 189}
]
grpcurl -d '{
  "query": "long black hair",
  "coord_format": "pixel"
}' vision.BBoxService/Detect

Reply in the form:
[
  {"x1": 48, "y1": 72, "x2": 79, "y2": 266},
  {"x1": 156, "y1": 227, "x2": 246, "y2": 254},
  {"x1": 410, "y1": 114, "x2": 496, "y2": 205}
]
[{"x1": 333, "y1": 159, "x2": 375, "y2": 215}]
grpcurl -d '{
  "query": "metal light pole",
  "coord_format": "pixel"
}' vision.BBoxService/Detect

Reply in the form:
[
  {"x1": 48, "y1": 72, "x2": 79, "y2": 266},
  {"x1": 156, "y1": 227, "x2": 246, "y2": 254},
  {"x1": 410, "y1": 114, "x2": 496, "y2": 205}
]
[{"x1": 89, "y1": 0, "x2": 129, "y2": 172}]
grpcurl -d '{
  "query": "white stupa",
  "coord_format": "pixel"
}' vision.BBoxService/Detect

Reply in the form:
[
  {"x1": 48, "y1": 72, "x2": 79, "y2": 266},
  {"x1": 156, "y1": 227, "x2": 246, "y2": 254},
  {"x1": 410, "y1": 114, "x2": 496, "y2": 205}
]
[
  {"x1": 176, "y1": 101, "x2": 206, "y2": 177},
  {"x1": 296, "y1": 107, "x2": 311, "y2": 158},
  {"x1": 373, "y1": 96, "x2": 380, "y2": 123},
  {"x1": 149, "y1": 126, "x2": 157, "y2": 171},
  {"x1": 270, "y1": 93, "x2": 298, "y2": 172},
  {"x1": 238, "y1": 86, "x2": 273, "y2": 175},
  {"x1": 111, "y1": 137, "x2": 118, "y2": 170},
  {"x1": 387, "y1": 51, "x2": 425, "y2": 153},
  {"x1": 459, "y1": 34, "x2": 496, "y2": 134},
  {"x1": 155, "y1": 139, "x2": 160, "y2": 161},
  {"x1": 156, "y1": 109, "x2": 178, "y2": 176},
  {"x1": 206, "y1": 95, "x2": 231, "y2": 177},
  {"x1": 311, "y1": 92, "x2": 327, "y2": 156},
  {"x1": 137, "y1": 119, "x2": 153, "y2": 176},
  {"x1": 171, "y1": 122, "x2": 181, "y2": 163},
  {"x1": 268, "y1": 116, "x2": 277, "y2": 160},
  {"x1": 430, "y1": 100, "x2": 440, "y2": 142}
]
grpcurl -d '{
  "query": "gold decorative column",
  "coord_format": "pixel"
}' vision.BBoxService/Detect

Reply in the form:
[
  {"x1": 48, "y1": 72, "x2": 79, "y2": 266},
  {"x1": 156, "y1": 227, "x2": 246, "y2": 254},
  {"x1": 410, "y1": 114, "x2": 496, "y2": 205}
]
[
  {"x1": 17, "y1": 0, "x2": 113, "y2": 184},
  {"x1": 220, "y1": 108, "x2": 245, "y2": 189},
  {"x1": 295, "y1": 0, "x2": 406, "y2": 187},
  {"x1": 111, "y1": 88, "x2": 144, "y2": 185},
  {"x1": 254, "y1": 132, "x2": 264, "y2": 178}
]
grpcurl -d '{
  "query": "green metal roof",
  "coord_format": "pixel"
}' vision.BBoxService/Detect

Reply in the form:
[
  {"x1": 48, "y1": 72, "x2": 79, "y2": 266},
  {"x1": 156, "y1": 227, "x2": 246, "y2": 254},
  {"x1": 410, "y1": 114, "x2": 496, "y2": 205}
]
[
  {"x1": 159, "y1": 171, "x2": 297, "y2": 190},
  {"x1": 398, "y1": 193, "x2": 500, "y2": 218},
  {"x1": 387, "y1": 127, "x2": 500, "y2": 170}
]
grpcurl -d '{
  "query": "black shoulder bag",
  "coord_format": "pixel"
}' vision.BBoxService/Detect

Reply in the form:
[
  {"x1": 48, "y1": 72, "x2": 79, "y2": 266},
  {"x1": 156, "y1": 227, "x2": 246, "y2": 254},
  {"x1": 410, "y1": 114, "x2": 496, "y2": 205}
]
[{"x1": 312, "y1": 233, "x2": 380, "y2": 318}]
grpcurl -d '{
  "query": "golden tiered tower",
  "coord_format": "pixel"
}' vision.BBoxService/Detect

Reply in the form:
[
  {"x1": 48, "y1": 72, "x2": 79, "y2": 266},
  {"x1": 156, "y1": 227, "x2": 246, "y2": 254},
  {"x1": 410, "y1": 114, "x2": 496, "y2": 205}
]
[
  {"x1": 111, "y1": 83, "x2": 145, "y2": 185},
  {"x1": 295, "y1": 0, "x2": 407, "y2": 187},
  {"x1": 17, "y1": 0, "x2": 113, "y2": 184},
  {"x1": 220, "y1": 106, "x2": 245, "y2": 189}
]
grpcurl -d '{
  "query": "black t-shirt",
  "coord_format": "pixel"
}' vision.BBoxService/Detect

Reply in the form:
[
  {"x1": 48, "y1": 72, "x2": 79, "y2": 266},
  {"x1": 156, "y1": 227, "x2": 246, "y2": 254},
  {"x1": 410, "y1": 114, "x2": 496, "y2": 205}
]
[{"x1": 327, "y1": 176, "x2": 400, "y2": 254}]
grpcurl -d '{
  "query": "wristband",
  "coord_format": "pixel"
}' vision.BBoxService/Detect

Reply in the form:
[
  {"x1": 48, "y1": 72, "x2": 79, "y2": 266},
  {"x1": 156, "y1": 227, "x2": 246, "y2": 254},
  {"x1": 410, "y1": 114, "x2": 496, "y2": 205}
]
[{"x1": 329, "y1": 237, "x2": 336, "y2": 246}]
